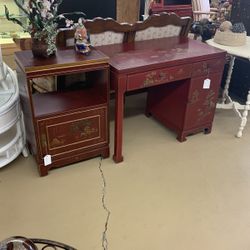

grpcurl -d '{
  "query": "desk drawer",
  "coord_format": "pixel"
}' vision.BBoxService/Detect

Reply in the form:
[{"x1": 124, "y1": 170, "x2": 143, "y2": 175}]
[
  {"x1": 192, "y1": 58, "x2": 225, "y2": 77},
  {"x1": 127, "y1": 64, "x2": 192, "y2": 91}
]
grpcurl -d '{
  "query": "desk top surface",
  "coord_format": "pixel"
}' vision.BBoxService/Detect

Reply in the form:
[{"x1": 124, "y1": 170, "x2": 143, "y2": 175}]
[
  {"x1": 97, "y1": 37, "x2": 225, "y2": 74},
  {"x1": 206, "y1": 36, "x2": 250, "y2": 60}
]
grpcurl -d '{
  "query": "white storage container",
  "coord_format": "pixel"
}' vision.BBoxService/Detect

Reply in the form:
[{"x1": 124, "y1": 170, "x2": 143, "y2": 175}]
[{"x1": 0, "y1": 61, "x2": 28, "y2": 168}]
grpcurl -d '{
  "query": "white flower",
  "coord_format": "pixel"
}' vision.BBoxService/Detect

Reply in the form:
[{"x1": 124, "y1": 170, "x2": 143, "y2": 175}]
[
  {"x1": 65, "y1": 19, "x2": 74, "y2": 27},
  {"x1": 43, "y1": 0, "x2": 51, "y2": 10},
  {"x1": 46, "y1": 12, "x2": 54, "y2": 19},
  {"x1": 40, "y1": 9, "x2": 48, "y2": 18},
  {"x1": 23, "y1": 2, "x2": 30, "y2": 13},
  {"x1": 58, "y1": 14, "x2": 65, "y2": 19}
]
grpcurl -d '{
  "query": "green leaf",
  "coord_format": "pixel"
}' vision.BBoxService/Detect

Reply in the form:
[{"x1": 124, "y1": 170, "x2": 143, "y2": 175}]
[
  {"x1": 13, "y1": 0, "x2": 29, "y2": 16},
  {"x1": 4, "y1": 5, "x2": 25, "y2": 28}
]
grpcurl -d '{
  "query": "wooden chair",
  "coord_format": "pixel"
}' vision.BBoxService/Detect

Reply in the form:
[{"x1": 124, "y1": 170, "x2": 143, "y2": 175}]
[
  {"x1": 85, "y1": 17, "x2": 134, "y2": 45},
  {"x1": 16, "y1": 14, "x2": 192, "y2": 50},
  {"x1": 0, "y1": 236, "x2": 76, "y2": 250},
  {"x1": 192, "y1": 0, "x2": 219, "y2": 22},
  {"x1": 132, "y1": 12, "x2": 192, "y2": 42},
  {"x1": 15, "y1": 18, "x2": 132, "y2": 50},
  {"x1": 57, "y1": 17, "x2": 133, "y2": 48}
]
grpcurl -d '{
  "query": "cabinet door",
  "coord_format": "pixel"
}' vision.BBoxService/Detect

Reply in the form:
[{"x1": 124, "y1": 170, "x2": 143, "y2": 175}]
[
  {"x1": 37, "y1": 106, "x2": 108, "y2": 163},
  {"x1": 184, "y1": 73, "x2": 222, "y2": 130}
]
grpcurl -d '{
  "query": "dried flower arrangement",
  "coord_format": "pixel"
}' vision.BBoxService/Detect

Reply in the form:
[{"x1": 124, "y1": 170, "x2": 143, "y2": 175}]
[{"x1": 4, "y1": 0, "x2": 84, "y2": 57}]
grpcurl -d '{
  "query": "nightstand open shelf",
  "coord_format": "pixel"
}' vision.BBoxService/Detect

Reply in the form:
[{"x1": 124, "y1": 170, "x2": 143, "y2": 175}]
[{"x1": 32, "y1": 83, "x2": 107, "y2": 118}]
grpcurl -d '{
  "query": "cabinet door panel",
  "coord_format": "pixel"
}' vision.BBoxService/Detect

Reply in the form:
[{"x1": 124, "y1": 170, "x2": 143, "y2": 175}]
[
  {"x1": 37, "y1": 106, "x2": 108, "y2": 161},
  {"x1": 184, "y1": 73, "x2": 222, "y2": 129}
]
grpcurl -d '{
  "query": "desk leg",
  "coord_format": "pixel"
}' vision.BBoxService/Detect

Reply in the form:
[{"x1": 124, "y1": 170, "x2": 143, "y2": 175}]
[
  {"x1": 113, "y1": 78, "x2": 126, "y2": 163},
  {"x1": 236, "y1": 90, "x2": 250, "y2": 138},
  {"x1": 222, "y1": 55, "x2": 235, "y2": 104}
]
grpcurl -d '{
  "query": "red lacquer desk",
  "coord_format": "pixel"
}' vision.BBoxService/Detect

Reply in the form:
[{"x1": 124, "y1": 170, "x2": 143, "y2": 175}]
[{"x1": 97, "y1": 37, "x2": 226, "y2": 163}]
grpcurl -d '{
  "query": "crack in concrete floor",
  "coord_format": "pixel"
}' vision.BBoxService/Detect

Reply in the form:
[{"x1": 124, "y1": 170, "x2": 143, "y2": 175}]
[{"x1": 98, "y1": 157, "x2": 111, "y2": 250}]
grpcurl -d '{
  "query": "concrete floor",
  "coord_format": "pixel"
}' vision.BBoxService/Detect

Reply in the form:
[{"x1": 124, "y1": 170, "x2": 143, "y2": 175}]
[{"x1": 1, "y1": 93, "x2": 250, "y2": 250}]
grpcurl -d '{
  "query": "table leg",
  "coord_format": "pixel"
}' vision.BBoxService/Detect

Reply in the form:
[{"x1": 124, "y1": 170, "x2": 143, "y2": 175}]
[
  {"x1": 222, "y1": 55, "x2": 235, "y2": 104},
  {"x1": 113, "y1": 78, "x2": 126, "y2": 163},
  {"x1": 236, "y1": 90, "x2": 250, "y2": 138}
]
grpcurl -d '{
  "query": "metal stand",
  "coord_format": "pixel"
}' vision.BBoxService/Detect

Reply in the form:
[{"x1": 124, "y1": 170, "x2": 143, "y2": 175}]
[{"x1": 216, "y1": 55, "x2": 250, "y2": 138}]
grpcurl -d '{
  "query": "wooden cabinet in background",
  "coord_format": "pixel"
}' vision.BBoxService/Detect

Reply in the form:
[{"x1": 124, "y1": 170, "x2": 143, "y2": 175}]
[
  {"x1": 150, "y1": 0, "x2": 192, "y2": 18},
  {"x1": 15, "y1": 49, "x2": 110, "y2": 176}
]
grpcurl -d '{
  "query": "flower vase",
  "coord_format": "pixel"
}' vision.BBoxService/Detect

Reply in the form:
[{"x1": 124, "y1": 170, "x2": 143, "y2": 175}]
[{"x1": 31, "y1": 37, "x2": 56, "y2": 58}]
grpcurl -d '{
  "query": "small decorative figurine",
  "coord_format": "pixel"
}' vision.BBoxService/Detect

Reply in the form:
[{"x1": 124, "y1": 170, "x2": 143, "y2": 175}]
[{"x1": 74, "y1": 18, "x2": 91, "y2": 55}]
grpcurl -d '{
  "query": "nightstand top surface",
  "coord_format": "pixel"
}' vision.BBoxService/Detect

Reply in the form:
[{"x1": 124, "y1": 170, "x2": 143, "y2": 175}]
[{"x1": 15, "y1": 48, "x2": 109, "y2": 76}]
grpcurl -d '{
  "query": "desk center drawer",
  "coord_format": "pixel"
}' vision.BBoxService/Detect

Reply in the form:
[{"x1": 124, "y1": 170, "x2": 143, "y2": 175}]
[{"x1": 126, "y1": 64, "x2": 192, "y2": 91}]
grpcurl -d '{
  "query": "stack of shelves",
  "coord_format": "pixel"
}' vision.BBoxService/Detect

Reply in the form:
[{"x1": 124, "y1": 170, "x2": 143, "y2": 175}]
[{"x1": 0, "y1": 61, "x2": 28, "y2": 168}]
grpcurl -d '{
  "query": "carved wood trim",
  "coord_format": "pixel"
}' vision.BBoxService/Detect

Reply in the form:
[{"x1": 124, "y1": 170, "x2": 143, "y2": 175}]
[
  {"x1": 57, "y1": 13, "x2": 192, "y2": 49},
  {"x1": 132, "y1": 12, "x2": 192, "y2": 37}
]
